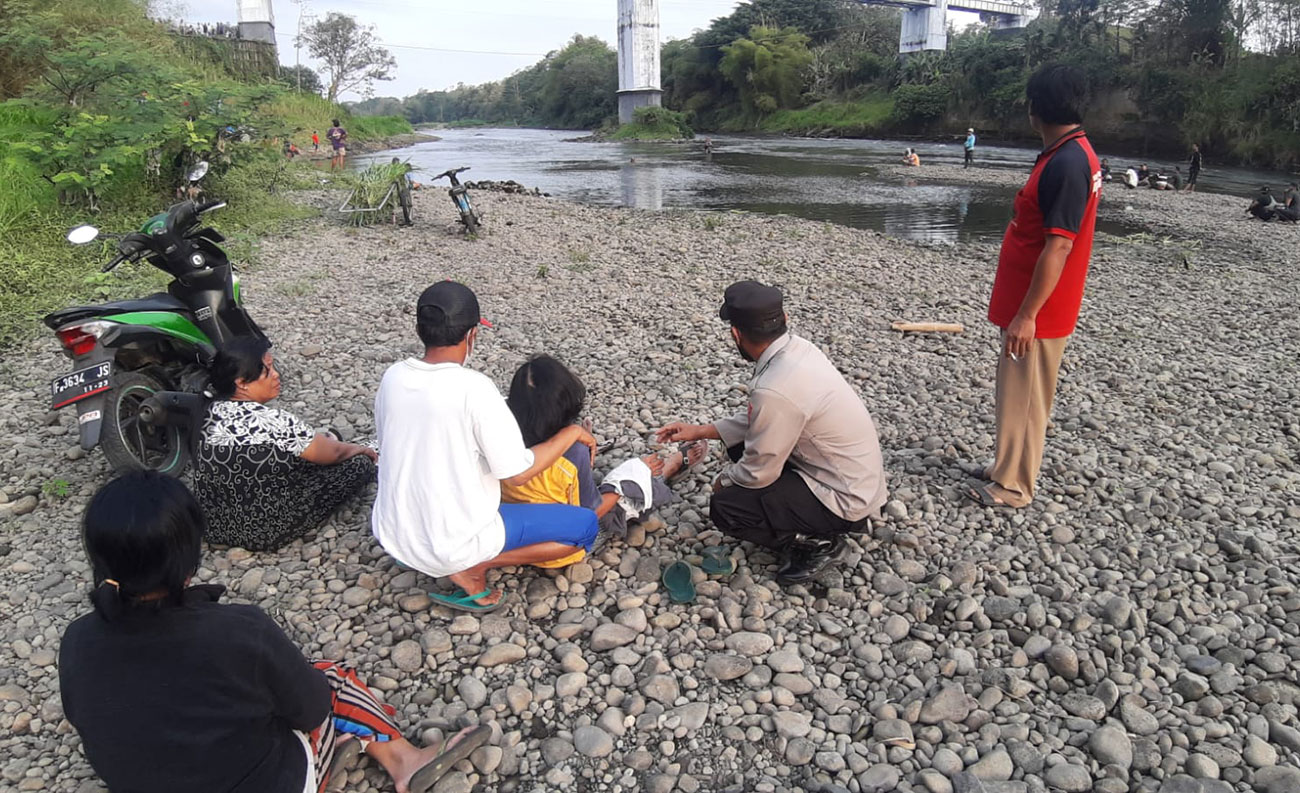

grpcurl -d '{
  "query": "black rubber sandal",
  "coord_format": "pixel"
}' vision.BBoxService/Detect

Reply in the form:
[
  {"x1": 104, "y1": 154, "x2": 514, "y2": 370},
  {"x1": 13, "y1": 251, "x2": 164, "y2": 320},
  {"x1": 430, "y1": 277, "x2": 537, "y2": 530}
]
[{"x1": 407, "y1": 725, "x2": 493, "y2": 793}]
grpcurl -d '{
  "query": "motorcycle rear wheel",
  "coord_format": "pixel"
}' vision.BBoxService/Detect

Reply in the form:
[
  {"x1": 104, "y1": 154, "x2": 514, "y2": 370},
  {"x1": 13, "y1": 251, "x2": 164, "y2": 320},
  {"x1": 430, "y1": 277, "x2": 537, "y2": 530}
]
[{"x1": 99, "y1": 370, "x2": 192, "y2": 475}]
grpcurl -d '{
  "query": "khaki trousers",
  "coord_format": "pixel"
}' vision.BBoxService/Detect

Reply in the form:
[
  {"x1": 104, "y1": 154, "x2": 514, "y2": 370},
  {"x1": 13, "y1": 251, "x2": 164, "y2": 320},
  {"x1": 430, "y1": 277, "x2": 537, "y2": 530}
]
[{"x1": 988, "y1": 333, "x2": 1069, "y2": 506}]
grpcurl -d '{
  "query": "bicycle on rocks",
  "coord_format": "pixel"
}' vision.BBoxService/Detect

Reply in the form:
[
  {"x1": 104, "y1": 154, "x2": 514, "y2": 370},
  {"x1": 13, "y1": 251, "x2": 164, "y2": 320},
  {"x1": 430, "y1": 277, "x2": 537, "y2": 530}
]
[{"x1": 432, "y1": 166, "x2": 480, "y2": 234}]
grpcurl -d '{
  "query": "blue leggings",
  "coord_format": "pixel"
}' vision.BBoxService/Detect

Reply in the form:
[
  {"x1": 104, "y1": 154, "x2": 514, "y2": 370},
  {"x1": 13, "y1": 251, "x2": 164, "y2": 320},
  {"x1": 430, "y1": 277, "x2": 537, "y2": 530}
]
[{"x1": 499, "y1": 503, "x2": 599, "y2": 552}]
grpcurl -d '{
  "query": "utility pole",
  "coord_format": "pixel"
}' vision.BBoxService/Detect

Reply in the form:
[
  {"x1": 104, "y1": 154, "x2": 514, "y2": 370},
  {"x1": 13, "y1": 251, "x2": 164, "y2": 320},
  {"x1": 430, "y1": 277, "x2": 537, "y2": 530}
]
[{"x1": 291, "y1": 0, "x2": 310, "y2": 92}]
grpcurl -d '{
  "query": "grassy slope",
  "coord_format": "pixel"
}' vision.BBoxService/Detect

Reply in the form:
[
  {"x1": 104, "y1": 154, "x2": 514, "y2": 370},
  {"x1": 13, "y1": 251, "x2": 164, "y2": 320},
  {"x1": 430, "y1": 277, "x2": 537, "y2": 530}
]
[
  {"x1": 756, "y1": 94, "x2": 895, "y2": 137},
  {"x1": 0, "y1": 26, "x2": 409, "y2": 345}
]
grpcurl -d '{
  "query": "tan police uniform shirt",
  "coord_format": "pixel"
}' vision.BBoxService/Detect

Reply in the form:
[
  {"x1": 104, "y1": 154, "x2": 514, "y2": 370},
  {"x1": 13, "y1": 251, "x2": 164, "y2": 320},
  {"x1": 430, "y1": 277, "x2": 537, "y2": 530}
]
[{"x1": 712, "y1": 333, "x2": 887, "y2": 522}]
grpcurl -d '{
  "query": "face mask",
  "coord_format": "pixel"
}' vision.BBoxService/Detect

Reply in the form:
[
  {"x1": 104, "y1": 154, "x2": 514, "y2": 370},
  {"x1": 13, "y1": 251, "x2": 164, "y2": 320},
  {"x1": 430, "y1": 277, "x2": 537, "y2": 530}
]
[
  {"x1": 733, "y1": 331, "x2": 756, "y2": 363},
  {"x1": 463, "y1": 329, "x2": 476, "y2": 366}
]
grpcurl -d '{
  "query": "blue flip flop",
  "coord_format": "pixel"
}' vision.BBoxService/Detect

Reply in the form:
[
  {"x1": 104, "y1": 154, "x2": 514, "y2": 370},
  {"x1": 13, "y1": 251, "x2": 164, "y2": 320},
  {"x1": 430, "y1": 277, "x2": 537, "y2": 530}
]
[
  {"x1": 700, "y1": 546, "x2": 735, "y2": 576},
  {"x1": 662, "y1": 561, "x2": 696, "y2": 604},
  {"x1": 428, "y1": 588, "x2": 505, "y2": 613}
]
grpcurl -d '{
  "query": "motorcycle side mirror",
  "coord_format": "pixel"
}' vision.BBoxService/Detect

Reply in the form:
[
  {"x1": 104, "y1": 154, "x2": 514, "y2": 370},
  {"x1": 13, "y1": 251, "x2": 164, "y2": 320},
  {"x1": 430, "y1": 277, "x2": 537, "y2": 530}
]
[
  {"x1": 187, "y1": 161, "x2": 210, "y2": 182},
  {"x1": 67, "y1": 225, "x2": 100, "y2": 244}
]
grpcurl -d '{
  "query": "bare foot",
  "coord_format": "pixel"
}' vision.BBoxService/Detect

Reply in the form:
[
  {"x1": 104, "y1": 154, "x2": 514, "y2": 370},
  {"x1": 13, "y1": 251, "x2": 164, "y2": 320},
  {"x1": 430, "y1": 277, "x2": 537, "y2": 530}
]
[
  {"x1": 446, "y1": 572, "x2": 502, "y2": 605},
  {"x1": 640, "y1": 453, "x2": 667, "y2": 477},
  {"x1": 390, "y1": 741, "x2": 451, "y2": 793},
  {"x1": 391, "y1": 726, "x2": 487, "y2": 793},
  {"x1": 662, "y1": 440, "x2": 709, "y2": 479}
]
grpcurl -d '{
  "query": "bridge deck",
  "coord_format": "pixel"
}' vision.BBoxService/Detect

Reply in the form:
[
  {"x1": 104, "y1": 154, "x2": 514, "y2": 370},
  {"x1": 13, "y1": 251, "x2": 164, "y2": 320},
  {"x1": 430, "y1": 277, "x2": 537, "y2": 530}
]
[{"x1": 860, "y1": 0, "x2": 1034, "y2": 16}]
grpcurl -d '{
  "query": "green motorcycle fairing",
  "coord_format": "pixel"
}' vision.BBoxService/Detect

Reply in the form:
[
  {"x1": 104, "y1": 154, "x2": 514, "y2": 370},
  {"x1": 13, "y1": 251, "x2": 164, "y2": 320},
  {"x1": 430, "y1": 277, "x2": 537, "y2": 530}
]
[
  {"x1": 102, "y1": 311, "x2": 213, "y2": 347},
  {"x1": 141, "y1": 212, "x2": 168, "y2": 235}
]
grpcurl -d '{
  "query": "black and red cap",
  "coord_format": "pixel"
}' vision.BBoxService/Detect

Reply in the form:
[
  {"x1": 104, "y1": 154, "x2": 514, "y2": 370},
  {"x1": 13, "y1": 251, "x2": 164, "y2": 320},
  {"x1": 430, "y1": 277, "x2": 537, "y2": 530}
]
[
  {"x1": 719, "y1": 280, "x2": 784, "y2": 333},
  {"x1": 417, "y1": 280, "x2": 493, "y2": 329}
]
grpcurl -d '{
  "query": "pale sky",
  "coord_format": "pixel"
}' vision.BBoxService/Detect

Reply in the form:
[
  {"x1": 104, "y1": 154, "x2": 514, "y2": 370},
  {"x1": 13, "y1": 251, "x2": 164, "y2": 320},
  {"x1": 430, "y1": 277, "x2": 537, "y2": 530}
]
[{"x1": 169, "y1": 0, "x2": 746, "y2": 99}]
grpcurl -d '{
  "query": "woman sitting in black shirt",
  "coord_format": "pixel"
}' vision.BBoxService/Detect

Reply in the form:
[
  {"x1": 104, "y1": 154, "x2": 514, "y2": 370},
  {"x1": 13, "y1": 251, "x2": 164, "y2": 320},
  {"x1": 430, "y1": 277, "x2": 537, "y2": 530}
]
[
  {"x1": 59, "y1": 471, "x2": 489, "y2": 793},
  {"x1": 192, "y1": 336, "x2": 377, "y2": 551}
]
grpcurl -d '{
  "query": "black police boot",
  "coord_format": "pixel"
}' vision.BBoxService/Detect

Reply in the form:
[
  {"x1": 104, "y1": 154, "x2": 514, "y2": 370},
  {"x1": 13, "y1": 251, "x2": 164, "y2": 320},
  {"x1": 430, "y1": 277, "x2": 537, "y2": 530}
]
[{"x1": 776, "y1": 534, "x2": 846, "y2": 584}]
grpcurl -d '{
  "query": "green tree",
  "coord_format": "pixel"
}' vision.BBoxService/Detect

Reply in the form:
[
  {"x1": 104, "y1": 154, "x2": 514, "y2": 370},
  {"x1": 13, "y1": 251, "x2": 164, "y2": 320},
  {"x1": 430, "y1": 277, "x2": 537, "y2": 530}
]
[
  {"x1": 279, "y1": 64, "x2": 323, "y2": 95},
  {"x1": 299, "y1": 12, "x2": 396, "y2": 102},
  {"x1": 719, "y1": 26, "x2": 813, "y2": 117},
  {"x1": 537, "y1": 35, "x2": 617, "y2": 129}
]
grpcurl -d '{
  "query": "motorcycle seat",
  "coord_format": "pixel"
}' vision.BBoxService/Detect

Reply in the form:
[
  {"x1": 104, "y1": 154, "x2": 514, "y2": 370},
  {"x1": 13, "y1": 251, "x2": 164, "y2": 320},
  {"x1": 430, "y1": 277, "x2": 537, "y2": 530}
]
[{"x1": 45, "y1": 293, "x2": 191, "y2": 329}]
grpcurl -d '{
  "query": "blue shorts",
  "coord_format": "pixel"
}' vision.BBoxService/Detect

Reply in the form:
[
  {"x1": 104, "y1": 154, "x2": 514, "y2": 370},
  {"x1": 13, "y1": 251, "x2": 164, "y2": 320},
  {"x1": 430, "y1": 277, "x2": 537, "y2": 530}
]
[{"x1": 499, "y1": 503, "x2": 599, "y2": 552}]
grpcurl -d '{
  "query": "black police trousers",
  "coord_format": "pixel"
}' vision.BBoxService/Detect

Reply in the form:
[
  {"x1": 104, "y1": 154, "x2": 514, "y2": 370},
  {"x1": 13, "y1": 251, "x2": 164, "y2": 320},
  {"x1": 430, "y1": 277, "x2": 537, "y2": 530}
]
[{"x1": 708, "y1": 443, "x2": 866, "y2": 550}]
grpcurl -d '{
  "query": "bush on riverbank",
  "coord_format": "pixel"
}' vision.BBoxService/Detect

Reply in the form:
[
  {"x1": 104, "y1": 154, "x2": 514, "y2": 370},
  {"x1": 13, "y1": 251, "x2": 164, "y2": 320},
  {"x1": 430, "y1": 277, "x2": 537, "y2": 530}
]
[{"x1": 609, "y1": 107, "x2": 695, "y2": 141}]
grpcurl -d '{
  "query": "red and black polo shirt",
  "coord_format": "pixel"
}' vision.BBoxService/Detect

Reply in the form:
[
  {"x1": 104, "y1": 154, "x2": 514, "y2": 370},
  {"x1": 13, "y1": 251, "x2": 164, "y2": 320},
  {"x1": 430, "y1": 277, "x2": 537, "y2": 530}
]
[{"x1": 988, "y1": 128, "x2": 1101, "y2": 338}]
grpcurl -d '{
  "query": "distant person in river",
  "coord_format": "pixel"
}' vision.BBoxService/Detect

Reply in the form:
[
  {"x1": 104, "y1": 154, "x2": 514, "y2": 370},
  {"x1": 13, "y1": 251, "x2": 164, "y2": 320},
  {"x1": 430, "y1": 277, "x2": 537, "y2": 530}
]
[
  {"x1": 327, "y1": 119, "x2": 347, "y2": 169},
  {"x1": 371, "y1": 281, "x2": 601, "y2": 613},
  {"x1": 964, "y1": 128, "x2": 977, "y2": 168},
  {"x1": 656, "y1": 281, "x2": 887, "y2": 584},
  {"x1": 904, "y1": 148, "x2": 921, "y2": 166},
  {"x1": 503, "y1": 354, "x2": 708, "y2": 544},
  {"x1": 1136, "y1": 164, "x2": 1151, "y2": 185},
  {"x1": 1247, "y1": 187, "x2": 1279, "y2": 221},
  {"x1": 191, "y1": 336, "x2": 377, "y2": 551},
  {"x1": 968, "y1": 63, "x2": 1101, "y2": 509},
  {"x1": 1100, "y1": 159, "x2": 1111, "y2": 181},
  {"x1": 59, "y1": 471, "x2": 490, "y2": 793},
  {"x1": 1184, "y1": 144, "x2": 1203, "y2": 191}
]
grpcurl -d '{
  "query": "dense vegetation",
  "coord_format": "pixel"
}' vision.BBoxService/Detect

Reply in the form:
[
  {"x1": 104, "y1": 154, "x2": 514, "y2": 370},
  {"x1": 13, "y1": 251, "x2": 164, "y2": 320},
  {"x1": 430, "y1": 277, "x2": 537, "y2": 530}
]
[
  {"x1": 0, "y1": 0, "x2": 411, "y2": 344},
  {"x1": 350, "y1": 0, "x2": 1299, "y2": 167}
]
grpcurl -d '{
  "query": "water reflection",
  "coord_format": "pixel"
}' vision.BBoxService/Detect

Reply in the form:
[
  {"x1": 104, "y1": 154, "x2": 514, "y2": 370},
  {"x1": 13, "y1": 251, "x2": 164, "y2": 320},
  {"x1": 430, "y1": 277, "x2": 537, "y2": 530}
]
[
  {"x1": 883, "y1": 195, "x2": 969, "y2": 244},
  {"x1": 620, "y1": 162, "x2": 663, "y2": 210},
  {"x1": 356, "y1": 129, "x2": 1200, "y2": 243}
]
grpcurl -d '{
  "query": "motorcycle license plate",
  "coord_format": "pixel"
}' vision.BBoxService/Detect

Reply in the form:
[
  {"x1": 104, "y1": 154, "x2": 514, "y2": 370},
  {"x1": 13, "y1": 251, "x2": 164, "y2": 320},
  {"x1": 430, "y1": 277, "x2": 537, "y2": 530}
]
[{"x1": 50, "y1": 361, "x2": 112, "y2": 409}]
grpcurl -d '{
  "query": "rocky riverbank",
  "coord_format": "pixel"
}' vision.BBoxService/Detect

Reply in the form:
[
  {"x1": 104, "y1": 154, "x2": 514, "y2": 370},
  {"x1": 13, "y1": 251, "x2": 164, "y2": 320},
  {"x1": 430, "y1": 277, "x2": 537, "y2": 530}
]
[
  {"x1": 2, "y1": 189, "x2": 1299, "y2": 793},
  {"x1": 302, "y1": 132, "x2": 441, "y2": 163},
  {"x1": 880, "y1": 163, "x2": 1296, "y2": 262}
]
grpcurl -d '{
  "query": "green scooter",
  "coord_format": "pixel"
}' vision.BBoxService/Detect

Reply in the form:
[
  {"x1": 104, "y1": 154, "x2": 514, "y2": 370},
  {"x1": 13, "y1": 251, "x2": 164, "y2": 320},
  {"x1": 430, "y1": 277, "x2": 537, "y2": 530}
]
[{"x1": 44, "y1": 162, "x2": 267, "y2": 474}]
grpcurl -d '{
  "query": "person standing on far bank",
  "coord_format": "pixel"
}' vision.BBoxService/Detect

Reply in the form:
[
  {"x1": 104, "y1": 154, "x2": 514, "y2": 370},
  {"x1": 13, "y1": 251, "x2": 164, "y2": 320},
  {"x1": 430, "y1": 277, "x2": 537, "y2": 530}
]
[
  {"x1": 1184, "y1": 143, "x2": 1203, "y2": 192},
  {"x1": 967, "y1": 63, "x2": 1101, "y2": 509},
  {"x1": 964, "y1": 128, "x2": 977, "y2": 168}
]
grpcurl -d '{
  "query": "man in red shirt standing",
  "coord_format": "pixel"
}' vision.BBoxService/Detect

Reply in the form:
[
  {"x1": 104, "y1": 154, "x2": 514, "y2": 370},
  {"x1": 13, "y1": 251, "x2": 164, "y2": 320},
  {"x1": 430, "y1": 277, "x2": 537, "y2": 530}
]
[{"x1": 969, "y1": 63, "x2": 1102, "y2": 508}]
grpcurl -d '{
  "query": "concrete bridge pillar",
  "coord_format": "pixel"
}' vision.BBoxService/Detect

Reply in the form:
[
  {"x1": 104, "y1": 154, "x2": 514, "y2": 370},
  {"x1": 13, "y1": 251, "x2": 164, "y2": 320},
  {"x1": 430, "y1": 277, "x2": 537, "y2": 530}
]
[
  {"x1": 617, "y1": 0, "x2": 662, "y2": 123},
  {"x1": 899, "y1": 0, "x2": 949, "y2": 53},
  {"x1": 237, "y1": 0, "x2": 276, "y2": 45}
]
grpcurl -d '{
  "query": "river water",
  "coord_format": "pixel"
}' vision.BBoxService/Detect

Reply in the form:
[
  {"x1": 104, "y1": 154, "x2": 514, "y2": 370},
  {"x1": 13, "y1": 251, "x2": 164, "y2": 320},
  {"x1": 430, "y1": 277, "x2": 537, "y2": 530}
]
[{"x1": 356, "y1": 127, "x2": 1286, "y2": 244}]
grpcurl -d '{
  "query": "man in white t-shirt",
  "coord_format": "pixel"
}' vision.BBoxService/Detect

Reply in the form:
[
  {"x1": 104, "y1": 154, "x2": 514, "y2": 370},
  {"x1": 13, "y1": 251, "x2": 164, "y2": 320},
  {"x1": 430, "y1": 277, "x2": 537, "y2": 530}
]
[{"x1": 372, "y1": 281, "x2": 600, "y2": 612}]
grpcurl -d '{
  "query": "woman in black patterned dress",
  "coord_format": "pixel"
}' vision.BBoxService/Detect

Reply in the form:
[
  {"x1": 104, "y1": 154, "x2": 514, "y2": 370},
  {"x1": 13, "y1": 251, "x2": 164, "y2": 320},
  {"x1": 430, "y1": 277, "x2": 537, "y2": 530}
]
[{"x1": 192, "y1": 337, "x2": 378, "y2": 551}]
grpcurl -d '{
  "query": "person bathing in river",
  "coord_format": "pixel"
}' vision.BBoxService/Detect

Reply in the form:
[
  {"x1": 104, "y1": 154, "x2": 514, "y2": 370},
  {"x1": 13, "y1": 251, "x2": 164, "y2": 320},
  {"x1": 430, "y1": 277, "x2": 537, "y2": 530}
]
[
  {"x1": 502, "y1": 354, "x2": 708, "y2": 546},
  {"x1": 371, "y1": 282, "x2": 601, "y2": 613},
  {"x1": 60, "y1": 472, "x2": 490, "y2": 793},
  {"x1": 1100, "y1": 159, "x2": 1111, "y2": 182},
  {"x1": 903, "y1": 148, "x2": 921, "y2": 167},
  {"x1": 964, "y1": 128, "x2": 976, "y2": 168}
]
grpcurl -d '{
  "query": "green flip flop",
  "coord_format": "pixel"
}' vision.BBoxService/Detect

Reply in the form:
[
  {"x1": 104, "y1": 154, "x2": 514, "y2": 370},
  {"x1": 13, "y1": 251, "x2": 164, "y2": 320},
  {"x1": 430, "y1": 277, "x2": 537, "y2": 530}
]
[
  {"x1": 662, "y1": 561, "x2": 696, "y2": 603},
  {"x1": 428, "y1": 588, "x2": 505, "y2": 613},
  {"x1": 699, "y1": 546, "x2": 735, "y2": 576}
]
